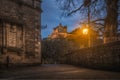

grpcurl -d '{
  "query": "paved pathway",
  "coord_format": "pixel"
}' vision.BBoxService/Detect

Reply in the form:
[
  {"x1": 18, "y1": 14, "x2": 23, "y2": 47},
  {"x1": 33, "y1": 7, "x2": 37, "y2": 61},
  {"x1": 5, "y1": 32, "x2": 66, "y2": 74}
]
[{"x1": 0, "y1": 64, "x2": 120, "y2": 79}]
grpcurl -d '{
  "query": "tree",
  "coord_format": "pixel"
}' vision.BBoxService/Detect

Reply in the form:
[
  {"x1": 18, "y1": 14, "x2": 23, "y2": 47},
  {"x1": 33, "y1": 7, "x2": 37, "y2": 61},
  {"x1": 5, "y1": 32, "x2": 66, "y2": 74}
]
[
  {"x1": 41, "y1": 24, "x2": 47, "y2": 29},
  {"x1": 41, "y1": 38, "x2": 79, "y2": 63},
  {"x1": 56, "y1": 0, "x2": 120, "y2": 42},
  {"x1": 104, "y1": 0, "x2": 119, "y2": 43},
  {"x1": 56, "y1": 0, "x2": 105, "y2": 32}
]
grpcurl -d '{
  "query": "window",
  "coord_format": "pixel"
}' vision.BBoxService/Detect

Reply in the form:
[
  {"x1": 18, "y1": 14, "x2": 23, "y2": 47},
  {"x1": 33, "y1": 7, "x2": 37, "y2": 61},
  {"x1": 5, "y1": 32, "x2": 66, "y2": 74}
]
[
  {"x1": 59, "y1": 28, "x2": 63, "y2": 32},
  {"x1": 6, "y1": 23, "x2": 23, "y2": 48},
  {"x1": 6, "y1": 24, "x2": 17, "y2": 47},
  {"x1": 10, "y1": 25, "x2": 16, "y2": 33}
]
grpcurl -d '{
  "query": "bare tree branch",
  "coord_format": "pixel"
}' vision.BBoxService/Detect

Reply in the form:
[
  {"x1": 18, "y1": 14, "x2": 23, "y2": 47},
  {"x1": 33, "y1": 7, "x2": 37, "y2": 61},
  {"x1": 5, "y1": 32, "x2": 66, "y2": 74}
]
[
  {"x1": 67, "y1": 0, "x2": 99, "y2": 16},
  {"x1": 91, "y1": 19, "x2": 105, "y2": 23},
  {"x1": 94, "y1": 23, "x2": 104, "y2": 26},
  {"x1": 67, "y1": 4, "x2": 84, "y2": 16}
]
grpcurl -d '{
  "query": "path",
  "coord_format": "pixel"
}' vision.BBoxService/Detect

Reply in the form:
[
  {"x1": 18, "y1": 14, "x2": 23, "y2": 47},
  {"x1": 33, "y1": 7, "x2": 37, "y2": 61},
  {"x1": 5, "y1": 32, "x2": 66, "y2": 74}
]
[{"x1": 0, "y1": 64, "x2": 120, "y2": 79}]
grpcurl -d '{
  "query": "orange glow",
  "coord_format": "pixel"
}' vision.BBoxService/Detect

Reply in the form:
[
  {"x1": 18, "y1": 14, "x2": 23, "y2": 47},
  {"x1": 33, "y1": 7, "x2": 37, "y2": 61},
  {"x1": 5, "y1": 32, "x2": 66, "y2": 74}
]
[{"x1": 82, "y1": 28, "x2": 88, "y2": 35}]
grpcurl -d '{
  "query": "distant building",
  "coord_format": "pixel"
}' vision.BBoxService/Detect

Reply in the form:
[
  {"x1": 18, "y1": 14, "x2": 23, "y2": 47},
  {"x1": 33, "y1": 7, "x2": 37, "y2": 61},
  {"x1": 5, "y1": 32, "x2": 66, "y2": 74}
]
[
  {"x1": 48, "y1": 23, "x2": 103, "y2": 48},
  {"x1": 0, "y1": 0, "x2": 42, "y2": 64},
  {"x1": 48, "y1": 23, "x2": 68, "y2": 39}
]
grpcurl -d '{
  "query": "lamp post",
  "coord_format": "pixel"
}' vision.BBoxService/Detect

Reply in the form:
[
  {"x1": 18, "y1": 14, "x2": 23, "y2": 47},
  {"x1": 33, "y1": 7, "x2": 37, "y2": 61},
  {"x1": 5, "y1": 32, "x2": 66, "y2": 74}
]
[
  {"x1": 82, "y1": 26, "x2": 91, "y2": 48},
  {"x1": 82, "y1": 28, "x2": 88, "y2": 35}
]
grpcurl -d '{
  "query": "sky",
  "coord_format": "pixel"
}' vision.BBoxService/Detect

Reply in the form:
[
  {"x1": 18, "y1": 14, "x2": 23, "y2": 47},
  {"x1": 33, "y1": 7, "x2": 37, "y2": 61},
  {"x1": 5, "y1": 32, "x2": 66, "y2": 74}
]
[
  {"x1": 41, "y1": 0, "x2": 81, "y2": 38},
  {"x1": 41, "y1": 0, "x2": 120, "y2": 38}
]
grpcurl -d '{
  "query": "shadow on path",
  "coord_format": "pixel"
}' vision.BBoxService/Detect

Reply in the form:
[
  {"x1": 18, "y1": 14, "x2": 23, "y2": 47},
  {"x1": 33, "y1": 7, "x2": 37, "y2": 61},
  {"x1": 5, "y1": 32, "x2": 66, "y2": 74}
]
[{"x1": 0, "y1": 64, "x2": 120, "y2": 79}]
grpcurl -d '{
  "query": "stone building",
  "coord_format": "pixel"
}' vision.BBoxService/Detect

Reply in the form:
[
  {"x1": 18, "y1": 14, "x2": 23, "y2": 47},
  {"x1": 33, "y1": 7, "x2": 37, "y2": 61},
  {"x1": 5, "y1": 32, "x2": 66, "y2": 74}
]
[
  {"x1": 0, "y1": 0, "x2": 42, "y2": 65},
  {"x1": 48, "y1": 23, "x2": 103, "y2": 48},
  {"x1": 48, "y1": 23, "x2": 68, "y2": 39}
]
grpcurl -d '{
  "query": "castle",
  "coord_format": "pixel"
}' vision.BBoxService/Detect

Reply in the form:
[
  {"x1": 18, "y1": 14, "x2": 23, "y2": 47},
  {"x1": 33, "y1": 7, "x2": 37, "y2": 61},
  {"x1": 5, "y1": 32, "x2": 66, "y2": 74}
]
[
  {"x1": 48, "y1": 23, "x2": 68, "y2": 39},
  {"x1": 0, "y1": 0, "x2": 42, "y2": 65},
  {"x1": 48, "y1": 23, "x2": 103, "y2": 48}
]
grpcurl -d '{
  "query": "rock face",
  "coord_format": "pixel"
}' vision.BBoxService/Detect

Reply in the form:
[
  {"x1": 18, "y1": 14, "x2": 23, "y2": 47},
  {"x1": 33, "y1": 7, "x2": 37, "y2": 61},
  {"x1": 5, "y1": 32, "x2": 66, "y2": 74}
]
[{"x1": 0, "y1": 0, "x2": 42, "y2": 64}]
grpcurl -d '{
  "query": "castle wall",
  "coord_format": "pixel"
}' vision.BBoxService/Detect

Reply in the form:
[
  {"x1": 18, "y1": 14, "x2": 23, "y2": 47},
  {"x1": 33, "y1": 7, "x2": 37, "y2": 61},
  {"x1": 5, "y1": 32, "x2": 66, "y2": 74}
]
[{"x1": 62, "y1": 41, "x2": 120, "y2": 70}]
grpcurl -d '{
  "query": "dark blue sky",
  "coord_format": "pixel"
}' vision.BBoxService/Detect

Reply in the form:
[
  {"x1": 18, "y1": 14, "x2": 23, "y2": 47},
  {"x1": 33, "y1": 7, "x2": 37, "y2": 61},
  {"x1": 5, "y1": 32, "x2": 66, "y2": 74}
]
[{"x1": 41, "y1": 0, "x2": 81, "y2": 38}]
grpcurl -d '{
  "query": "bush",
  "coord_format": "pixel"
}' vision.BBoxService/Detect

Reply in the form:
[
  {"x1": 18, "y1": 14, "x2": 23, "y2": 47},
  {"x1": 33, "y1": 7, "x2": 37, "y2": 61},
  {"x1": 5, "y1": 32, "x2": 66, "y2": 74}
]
[{"x1": 41, "y1": 38, "x2": 79, "y2": 64}]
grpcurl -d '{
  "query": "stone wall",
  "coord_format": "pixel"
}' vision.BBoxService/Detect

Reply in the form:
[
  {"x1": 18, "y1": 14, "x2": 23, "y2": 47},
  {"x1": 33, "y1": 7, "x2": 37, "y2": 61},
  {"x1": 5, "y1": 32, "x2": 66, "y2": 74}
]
[
  {"x1": 0, "y1": 0, "x2": 41, "y2": 65},
  {"x1": 62, "y1": 41, "x2": 120, "y2": 70}
]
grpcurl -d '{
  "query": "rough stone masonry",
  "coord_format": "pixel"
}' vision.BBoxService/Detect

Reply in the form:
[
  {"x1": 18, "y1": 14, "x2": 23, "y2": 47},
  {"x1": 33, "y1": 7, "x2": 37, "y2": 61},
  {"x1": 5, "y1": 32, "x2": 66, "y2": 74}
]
[{"x1": 0, "y1": 0, "x2": 42, "y2": 65}]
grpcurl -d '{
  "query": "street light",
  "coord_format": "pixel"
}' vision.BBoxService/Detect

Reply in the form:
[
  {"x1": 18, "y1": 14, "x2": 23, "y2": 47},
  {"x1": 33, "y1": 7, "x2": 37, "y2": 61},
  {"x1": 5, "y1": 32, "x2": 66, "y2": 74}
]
[
  {"x1": 82, "y1": 28, "x2": 88, "y2": 35},
  {"x1": 82, "y1": 26, "x2": 91, "y2": 48}
]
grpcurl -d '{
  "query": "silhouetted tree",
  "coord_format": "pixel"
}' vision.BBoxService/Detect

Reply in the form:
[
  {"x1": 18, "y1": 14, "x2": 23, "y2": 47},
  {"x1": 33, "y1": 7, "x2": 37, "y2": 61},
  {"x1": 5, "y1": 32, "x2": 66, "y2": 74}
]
[
  {"x1": 42, "y1": 38, "x2": 79, "y2": 63},
  {"x1": 56, "y1": 0, "x2": 120, "y2": 38},
  {"x1": 104, "y1": 0, "x2": 119, "y2": 38}
]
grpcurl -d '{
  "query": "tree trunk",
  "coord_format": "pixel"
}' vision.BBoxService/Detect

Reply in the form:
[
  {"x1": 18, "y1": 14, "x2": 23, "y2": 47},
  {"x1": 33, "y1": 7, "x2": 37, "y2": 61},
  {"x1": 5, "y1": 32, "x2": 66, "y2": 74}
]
[{"x1": 104, "y1": 0, "x2": 119, "y2": 43}]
